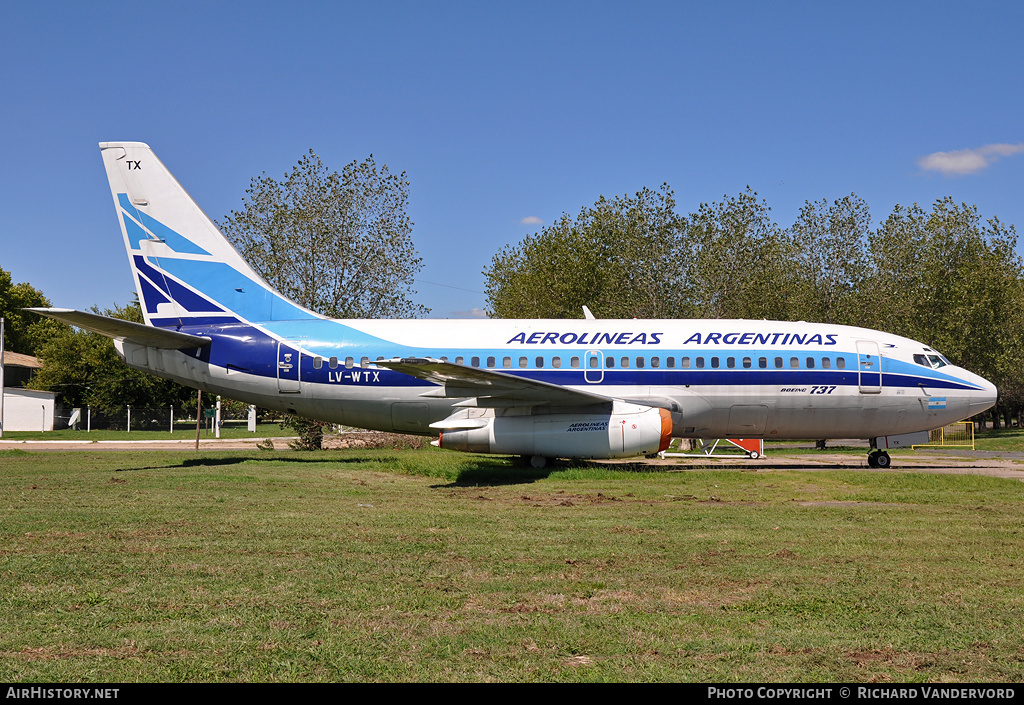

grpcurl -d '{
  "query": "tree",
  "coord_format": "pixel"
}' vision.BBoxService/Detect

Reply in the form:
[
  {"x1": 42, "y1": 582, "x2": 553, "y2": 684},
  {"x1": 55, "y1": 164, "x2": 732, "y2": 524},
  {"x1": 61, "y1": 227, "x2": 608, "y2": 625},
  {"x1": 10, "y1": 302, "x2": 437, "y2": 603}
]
[
  {"x1": 485, "y1": 185, "x2": 692, "y2": 319},
  {"x1": 683, "y1": 188, "x2": 792, "y2": 320},
  {"x1": 485, "y1": 187, "x2": 688, "y2": 319},
  {"x1": 0, "y1": 266, "x2": 59, "y2": 356},
  {"x1": 485, "y1": 186, "x2": 791, "y2": 321},
  {"x1": 219, "y1": 150, "x2": 428, "y2": 319},
  {"x1": 785, "y1": 194, "x2": 872, "y2": 326}
]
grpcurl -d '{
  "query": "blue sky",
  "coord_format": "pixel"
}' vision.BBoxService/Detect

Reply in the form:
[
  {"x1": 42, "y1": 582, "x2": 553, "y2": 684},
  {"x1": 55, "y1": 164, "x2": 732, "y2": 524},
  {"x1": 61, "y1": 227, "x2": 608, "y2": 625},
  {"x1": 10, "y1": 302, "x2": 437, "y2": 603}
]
[{"x1": 2, "y1": 1, "x2": 1022, "y2": 319}]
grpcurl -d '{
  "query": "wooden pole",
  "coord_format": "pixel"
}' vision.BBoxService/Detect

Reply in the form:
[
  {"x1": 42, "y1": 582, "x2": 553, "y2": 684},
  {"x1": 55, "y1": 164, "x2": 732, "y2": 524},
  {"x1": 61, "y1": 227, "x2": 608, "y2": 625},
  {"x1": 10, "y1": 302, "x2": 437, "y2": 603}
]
[{"x1": 194, "y1": 390, "x2": 202, "y2": 451}]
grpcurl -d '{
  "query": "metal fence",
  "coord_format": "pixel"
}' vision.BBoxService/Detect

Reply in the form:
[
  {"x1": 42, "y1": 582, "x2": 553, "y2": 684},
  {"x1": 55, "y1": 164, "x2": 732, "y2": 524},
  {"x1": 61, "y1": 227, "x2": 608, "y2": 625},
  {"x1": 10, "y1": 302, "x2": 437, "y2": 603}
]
[
  {"x1": 53, "y1": 405, "x2": 264, "y2": 432},
  {"x1": 912, "y1": 421, "x2": 976, "y2": 450}
]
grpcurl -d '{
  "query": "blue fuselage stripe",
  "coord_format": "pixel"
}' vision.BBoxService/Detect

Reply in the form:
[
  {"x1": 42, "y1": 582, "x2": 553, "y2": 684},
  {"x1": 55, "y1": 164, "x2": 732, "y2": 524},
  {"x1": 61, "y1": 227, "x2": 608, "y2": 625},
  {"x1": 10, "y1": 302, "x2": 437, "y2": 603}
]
[{"x1": 172, "y1": 322, "x2": 981, "y2": 392}]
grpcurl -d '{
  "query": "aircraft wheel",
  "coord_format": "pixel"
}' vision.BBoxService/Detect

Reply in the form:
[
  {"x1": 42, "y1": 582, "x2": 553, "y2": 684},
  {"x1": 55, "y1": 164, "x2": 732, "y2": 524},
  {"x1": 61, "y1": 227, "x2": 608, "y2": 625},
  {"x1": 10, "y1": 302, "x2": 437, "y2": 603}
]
[
  {"x1": 530, "y1": 455, "x2": 548, "y2": 470},
  {"x1": 874, "y1": 451, "x2": 891, "y2": 468},
  {"x1": 867, "y1": 451, "x2": 879, "y2": 468}
]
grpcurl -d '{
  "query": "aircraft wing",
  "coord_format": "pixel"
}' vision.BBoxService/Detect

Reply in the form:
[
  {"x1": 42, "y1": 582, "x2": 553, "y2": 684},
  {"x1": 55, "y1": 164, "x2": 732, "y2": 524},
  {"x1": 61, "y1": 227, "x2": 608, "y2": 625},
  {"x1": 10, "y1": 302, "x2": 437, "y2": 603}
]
[
  {"x1": 374, "y1": 356, "x2": 616, "y2": 407},
  {"x1": 27, "y1": 308, "x2": 210, "y2": 349}
]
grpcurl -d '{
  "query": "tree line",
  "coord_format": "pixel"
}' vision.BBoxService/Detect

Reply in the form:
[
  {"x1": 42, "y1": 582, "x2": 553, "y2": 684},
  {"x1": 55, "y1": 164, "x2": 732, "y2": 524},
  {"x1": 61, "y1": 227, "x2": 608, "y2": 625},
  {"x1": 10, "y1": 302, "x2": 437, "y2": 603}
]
[{"x1": 485, "y1": 187, "x2": 1024, "y2": 427}]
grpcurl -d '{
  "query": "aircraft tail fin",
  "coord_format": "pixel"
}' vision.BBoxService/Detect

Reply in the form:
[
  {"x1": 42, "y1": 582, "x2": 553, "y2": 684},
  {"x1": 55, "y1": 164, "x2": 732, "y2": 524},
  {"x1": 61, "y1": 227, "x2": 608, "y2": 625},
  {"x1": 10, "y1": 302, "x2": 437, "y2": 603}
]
[{"x1": 99, "y1": 142, "x2": 320, "y2": 327}]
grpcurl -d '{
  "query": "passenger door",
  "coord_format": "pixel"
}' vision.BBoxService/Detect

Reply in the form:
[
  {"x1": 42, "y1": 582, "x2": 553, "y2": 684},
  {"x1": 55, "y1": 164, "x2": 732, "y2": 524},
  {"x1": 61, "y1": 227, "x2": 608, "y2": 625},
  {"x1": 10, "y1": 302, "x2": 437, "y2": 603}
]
[{"x1": 856, "y1": 340, "x2": 882, "y2": 394}]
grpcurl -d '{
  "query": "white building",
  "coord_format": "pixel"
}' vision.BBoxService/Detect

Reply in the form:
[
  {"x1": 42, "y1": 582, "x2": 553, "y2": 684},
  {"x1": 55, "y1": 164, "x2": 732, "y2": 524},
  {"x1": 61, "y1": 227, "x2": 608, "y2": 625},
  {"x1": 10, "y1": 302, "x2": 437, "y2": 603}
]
[{"x1": 2, "y1": 351, "x2": 55, "y2": 432}]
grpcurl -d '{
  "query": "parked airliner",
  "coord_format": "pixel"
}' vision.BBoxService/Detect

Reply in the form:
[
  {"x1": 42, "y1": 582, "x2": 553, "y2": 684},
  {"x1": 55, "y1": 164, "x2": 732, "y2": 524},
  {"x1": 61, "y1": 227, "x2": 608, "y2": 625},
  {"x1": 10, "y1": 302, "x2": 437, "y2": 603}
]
[{"x1": 31, "y1": 143, "x2": 997, "y2": 468}]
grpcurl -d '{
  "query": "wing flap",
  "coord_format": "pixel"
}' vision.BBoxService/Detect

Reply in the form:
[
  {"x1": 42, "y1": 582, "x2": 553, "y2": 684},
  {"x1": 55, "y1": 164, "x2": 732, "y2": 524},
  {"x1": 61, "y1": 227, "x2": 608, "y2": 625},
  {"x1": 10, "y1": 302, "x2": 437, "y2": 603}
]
[{"x1": 27, "y1": 308, "x2": 210, "y2": 350}]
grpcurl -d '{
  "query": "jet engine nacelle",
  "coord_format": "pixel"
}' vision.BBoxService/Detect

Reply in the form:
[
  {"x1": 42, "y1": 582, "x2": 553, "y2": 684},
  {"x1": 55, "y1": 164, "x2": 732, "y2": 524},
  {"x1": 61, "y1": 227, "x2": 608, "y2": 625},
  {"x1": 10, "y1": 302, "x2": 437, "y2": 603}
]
[{"x1": 437, "y1": 404, "x2": 673, "y2": 459}]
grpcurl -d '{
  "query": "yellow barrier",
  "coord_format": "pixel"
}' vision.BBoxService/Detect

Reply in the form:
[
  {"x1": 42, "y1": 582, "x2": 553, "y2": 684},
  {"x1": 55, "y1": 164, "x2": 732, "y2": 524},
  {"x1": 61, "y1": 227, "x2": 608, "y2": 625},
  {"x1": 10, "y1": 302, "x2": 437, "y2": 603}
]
[{"x1": 912, "y1": 421, "x2": 975, "y2": 450}]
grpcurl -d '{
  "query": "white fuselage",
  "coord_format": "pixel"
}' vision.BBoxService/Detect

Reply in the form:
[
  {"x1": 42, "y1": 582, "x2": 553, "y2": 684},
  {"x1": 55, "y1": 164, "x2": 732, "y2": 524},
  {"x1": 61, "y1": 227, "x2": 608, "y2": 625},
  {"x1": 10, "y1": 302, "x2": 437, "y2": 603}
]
[{"x1": 116, "y1": 317, "x2": 997, "y2": 441}]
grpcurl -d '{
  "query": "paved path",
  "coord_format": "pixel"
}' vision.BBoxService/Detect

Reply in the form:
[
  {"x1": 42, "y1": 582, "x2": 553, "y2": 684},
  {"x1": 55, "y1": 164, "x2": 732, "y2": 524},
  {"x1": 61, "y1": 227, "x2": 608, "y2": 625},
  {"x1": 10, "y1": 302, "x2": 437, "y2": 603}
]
[{"x1": 611, "y1": 449, "x2": 1024, "y2": 480}]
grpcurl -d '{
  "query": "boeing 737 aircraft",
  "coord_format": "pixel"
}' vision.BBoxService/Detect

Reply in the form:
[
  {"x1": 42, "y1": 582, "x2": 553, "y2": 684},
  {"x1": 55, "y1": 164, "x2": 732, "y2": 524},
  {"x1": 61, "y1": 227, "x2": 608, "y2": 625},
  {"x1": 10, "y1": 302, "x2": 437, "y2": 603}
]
[{"x1": 31, "y1": 143, "x2": 997, "y2": 468}]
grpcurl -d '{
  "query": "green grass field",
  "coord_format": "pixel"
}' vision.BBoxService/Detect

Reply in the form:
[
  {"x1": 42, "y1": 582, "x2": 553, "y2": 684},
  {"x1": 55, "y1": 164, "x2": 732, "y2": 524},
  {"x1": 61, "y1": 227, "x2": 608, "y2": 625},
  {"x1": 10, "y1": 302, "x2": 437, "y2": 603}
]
[{"x1": 1, "y1": 446, "x2": 1023, "y2": 682}]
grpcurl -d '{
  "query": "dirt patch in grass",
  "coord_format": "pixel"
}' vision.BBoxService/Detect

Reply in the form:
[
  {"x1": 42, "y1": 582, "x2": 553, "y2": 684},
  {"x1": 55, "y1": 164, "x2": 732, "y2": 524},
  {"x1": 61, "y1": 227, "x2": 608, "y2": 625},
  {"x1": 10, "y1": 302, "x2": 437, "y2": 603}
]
[
  {"x1": 322, "y1": 432, "x2": 431, "y2": 450},
  {"x1": 796, "y1": 501, "x2": 903, "y2": 507}
]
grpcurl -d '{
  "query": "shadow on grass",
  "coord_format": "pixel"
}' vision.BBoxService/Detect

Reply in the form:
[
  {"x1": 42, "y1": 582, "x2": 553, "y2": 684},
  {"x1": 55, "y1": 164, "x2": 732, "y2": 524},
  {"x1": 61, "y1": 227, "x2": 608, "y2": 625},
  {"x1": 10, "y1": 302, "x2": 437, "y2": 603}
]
[
  {"x1": 120, "y1": 454, "x2": 411, "y2": 472},
  {"x1": 442, "y1": 461, "x2": 554, "y2": 487},
  {"x1": 442, "y1": 457, "x2": 684, "y2": 487}
]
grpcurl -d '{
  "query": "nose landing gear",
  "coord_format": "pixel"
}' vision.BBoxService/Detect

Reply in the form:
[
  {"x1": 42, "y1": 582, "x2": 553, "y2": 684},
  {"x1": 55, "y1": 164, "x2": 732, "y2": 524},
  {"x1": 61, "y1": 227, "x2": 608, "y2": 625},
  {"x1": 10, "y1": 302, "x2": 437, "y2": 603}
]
[{"x1": 867, "y1": 449, "x2": 891, "y2": 468}]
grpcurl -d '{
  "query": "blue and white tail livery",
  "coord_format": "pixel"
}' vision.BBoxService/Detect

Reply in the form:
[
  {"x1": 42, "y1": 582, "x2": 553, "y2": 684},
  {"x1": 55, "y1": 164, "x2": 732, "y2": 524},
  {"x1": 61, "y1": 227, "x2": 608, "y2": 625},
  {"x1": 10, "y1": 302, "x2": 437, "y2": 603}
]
[{"x1": 32, "y1": 142, "x2": 998, "y2": 468}]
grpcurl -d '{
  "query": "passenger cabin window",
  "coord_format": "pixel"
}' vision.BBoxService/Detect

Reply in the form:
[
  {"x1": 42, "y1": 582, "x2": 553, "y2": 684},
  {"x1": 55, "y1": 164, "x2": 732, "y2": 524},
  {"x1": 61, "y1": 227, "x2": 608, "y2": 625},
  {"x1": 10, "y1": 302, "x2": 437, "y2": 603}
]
[
  {"x1": 345, "y1": 357, "x2": 354, "y2": 369},
  {"x1": 790, "y1": 357, "x2": 799, "y2": 369},
  {"x1": 695, "y1": 357, "x2": 705, "y2": 369},
  {"x1": 711, "y1": 357, "x2": 720, "y2": 369},
  {"x1": 487, "y1": 356, "x2": 496, "y2": 368},
  {"x1": 636, "y1": 357, "x2": 645, "y2": 369},
  {"x1": 681, "y1": 357, "x2": 690, "y2": 369},
  {"x1": 822, "y1": 357, "x2": 831, "y2": 369},
  {"x1": 726, "y1": 357, "x2": 735, "y2": 369},
  {"x1": 743, "y1": 357, "x2": 752, "y2": 369},
  {"x1": 667, "y1": 357, "x2": 676, "y2": 368},
  {"x1": 806, "y1": 357, "x2": 815, "y2": 369},
  {"x1": 620, "y1": 357, "x2": 630, "y2": 369},
  {"x1": 589, "y1": 356, "x2": 600, "y2": 368},
  {"x1": 361, "y1": 357, "x2": 369, "y2": 368},
  {"x1": 552, "y1": 357, "x2": 562, "y2": 368},
  {"x1": 471, "y1": 356, "x2": 480, "y2": 367},
  {"x1": 605, "y1": 357, "x2": 615, "y2": 368},
  {"x1": 440, "y1": 356, "x2": 448, "y2": 363},
  {"x1": 774, "y1": 357, "x2": 783, "y2": 369},
  {"x1": 502, "y1": 356, "x2": 511, "y2": 369},
  {"x1": 313, "y1": 356, "x2": 323, "y2": 369},
  {"x1": 759, "y1": 357, "x2": 767, "y2": 369},
  {"x1": 837, "y1": 357, "x2": 846, "y2": 369},
  {"x1": 536, "y1": 356, "x2": 545, "y2": 368},
  {"x1": 329, "y1": 356, "x2": 339, "y2": 369},
  {"x1": 519, "y1": 357, "x2": 528, "y2": 369},
  {"x1": 570, "y1": 357, "x2": 580, "y2": 369},
  {"x1": 455, "y1": 356, "x2": 464, "y2": 365},
  {"x1": 651, "y1": 357, "x2": 660, "y2": 368}
]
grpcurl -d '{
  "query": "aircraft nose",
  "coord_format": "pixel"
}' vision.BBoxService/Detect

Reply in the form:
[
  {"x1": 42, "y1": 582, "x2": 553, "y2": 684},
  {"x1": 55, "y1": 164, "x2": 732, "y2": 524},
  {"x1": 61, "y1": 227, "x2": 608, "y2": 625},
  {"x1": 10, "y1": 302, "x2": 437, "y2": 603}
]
[{"x1": 967, "y1": 374, "x2": 998, "y2": 416}]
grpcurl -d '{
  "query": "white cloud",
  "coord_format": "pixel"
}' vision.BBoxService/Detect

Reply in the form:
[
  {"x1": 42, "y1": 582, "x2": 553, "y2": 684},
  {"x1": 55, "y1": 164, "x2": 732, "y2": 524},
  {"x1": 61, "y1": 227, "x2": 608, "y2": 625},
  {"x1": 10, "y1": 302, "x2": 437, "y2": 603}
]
[
  {"x1": 448, "y1": 308, "x2": 488, "y2": 319},
  {"x1": 520, "y1": 216, "x2": 543, "y2": 225},
  {"x1": 917, "y1": 143, "x2": 1024, "y2": 176}
]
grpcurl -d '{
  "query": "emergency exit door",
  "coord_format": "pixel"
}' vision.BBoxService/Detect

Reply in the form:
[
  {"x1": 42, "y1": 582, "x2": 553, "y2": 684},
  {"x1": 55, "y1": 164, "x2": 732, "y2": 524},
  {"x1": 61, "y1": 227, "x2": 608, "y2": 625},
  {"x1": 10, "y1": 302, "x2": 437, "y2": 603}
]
[{"x1": 277, "y1": 341, "x2": 301, "y2": 393}]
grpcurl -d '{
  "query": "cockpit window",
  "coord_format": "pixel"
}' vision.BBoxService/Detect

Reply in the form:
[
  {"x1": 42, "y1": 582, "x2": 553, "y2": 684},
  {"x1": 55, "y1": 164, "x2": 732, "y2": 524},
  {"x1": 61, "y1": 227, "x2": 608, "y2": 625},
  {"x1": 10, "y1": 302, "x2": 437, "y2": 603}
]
[{"x1": 914, "y1": 353, "x2": 949, "y2": 369}]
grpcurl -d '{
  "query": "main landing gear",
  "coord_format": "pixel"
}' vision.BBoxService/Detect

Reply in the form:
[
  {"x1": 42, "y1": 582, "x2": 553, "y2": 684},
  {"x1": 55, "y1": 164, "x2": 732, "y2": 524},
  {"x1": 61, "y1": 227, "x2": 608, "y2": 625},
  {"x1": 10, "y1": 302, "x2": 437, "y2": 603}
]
[
  {"x1": 867, "y1": 449, "x2": 891, "y2": 468},
  {"x1": 519, "y1": 455, "x2": 551, "y2": 469}
]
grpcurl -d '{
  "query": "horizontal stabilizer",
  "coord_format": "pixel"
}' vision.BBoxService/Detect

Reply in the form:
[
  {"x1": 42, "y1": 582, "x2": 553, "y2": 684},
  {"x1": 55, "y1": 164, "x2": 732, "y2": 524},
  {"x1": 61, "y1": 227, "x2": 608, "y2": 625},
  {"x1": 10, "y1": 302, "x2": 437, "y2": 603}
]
[{"x1": 27, "y1": 308, "x2": 210, "y2": 349}]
